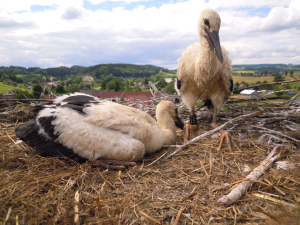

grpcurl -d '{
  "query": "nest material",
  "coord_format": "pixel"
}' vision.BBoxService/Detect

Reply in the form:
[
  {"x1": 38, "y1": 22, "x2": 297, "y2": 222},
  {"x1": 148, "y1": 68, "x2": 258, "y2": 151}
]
[{"x1": 1, "y1": 103, "x2": 300, "y2": 224}]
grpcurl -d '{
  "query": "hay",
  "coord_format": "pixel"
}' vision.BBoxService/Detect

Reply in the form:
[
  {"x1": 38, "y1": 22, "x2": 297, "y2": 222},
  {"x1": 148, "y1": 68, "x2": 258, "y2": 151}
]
[{"x1": 1, "y1": 104, "x2": 300, "y2": 224}]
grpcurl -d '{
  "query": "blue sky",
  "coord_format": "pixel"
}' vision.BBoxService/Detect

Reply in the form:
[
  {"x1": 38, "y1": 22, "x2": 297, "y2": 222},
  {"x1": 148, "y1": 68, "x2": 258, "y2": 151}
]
[{"x1": 0, "y1": 0, "x2": 299, "y2": 69}]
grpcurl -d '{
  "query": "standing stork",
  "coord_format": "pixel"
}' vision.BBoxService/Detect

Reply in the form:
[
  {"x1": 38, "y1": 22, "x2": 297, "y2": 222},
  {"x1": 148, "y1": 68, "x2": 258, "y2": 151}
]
[{"x1": 176, "y1": 9, "x2": 239, "y2": 151}]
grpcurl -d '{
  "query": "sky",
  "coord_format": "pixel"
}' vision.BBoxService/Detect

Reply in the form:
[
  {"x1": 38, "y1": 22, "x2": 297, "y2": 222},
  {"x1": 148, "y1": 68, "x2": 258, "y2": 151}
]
[{"x1": 0, "y1": 0, "x2": 299, "y2": 69}]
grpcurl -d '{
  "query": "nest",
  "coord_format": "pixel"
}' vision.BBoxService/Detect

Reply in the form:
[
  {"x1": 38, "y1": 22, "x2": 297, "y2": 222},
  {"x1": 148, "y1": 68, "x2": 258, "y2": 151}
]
[{"x1": 0, "y1": 103, "x2": 300, "y2": 225}]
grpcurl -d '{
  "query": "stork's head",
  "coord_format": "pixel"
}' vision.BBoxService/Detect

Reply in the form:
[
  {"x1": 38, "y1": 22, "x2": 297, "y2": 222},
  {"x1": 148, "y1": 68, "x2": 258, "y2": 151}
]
[{"x1": 198, "y1": 9, "x2": 223, "y2": 63}]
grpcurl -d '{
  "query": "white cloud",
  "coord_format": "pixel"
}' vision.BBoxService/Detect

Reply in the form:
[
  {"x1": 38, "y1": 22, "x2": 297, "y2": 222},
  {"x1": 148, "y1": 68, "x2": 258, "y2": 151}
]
[
  {"x1": 0, "y1": 0, "x2": 299, "y2": 68},
  {"x1": 61, "y1": 7, "x2": 85, "y2": 20},
  {"x1": 87, "y1": 0, "x2": 149, "y2": 4}
]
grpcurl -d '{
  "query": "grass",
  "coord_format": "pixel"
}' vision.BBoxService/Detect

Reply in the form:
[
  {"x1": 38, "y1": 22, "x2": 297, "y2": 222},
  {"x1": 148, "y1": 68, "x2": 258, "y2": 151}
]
[
  {"x1": 232, "y1": 75, "x2": 295, "y2": 84},
  {"x1": 0, "y1": 83, "x2": 16, "y2": 94},
  {"x1": 0, "y1": 83, "x2": 31, "y2": 94},
  {"x1": 234, "y1": 70, "x2": 256, "y2": 73}
]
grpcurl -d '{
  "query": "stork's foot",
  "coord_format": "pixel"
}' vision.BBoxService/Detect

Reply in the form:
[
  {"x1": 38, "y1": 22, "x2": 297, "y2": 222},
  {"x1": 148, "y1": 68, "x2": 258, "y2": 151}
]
[
  {"x1": 90, "y1": 159, "x2": 136, "y2": 170},
  {"x1": 217, "y1": 130, "x2": 241, "y2": 152},
  {"x1": 183, "y1": 124, "x2": 198, "y2": 144}
]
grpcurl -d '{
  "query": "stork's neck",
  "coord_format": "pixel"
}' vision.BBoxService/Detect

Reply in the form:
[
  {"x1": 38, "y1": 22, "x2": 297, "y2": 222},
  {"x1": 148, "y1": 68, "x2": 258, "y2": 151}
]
[
  {"x1": 194, "y1": 34, "x2": 220, "y2": 97},
  {"x1": 198, "y1": 35, "x2": 217, "y2": 62},
  {"x1": 157, "y1": 114, "x2": 176, "y2": 145}
]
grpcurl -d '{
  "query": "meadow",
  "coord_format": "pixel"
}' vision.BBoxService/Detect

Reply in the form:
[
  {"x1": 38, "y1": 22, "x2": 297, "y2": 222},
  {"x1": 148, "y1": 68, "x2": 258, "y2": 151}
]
[
  {"x1": 233, "y1": 70, "x2": 256, "y2": 73},
  {"x1": 0, "y1": 83, "x2": 31, "y2": 94},
  {"x1": 232, "y1": 75, "x2": 295, "y2": 84}
]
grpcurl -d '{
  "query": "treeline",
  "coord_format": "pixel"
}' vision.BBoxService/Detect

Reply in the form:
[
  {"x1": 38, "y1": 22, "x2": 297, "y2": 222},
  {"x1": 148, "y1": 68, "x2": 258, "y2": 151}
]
[
  {"x1": 233, "y1": 63, "x2": 300, "y2": 72},
  {"x1": 0, "y1": 72, "x2": 23, "y2": 83},
  {"x1": 0, "y1": 64, "x2": 175, "y2": 78}
]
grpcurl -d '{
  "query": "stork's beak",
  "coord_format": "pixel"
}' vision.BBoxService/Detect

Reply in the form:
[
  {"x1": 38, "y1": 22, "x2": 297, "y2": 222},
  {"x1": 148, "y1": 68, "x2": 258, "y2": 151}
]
[
  {"x1": 204, "y1": 29, "x2": 223, "y2": 63},
  {"x1": 174, "y1": 109, "x2": 184, "y2": 130}
]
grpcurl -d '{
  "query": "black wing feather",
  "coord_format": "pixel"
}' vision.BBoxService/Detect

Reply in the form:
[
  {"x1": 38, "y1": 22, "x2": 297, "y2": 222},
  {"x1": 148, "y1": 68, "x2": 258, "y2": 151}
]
[
  {"x1": 62, "y1": 95, "x2": 95, "y2": 104},
  {"x1": 229, "y1": 79, "x2": 233, "y2": 92},
  {"x1": 15, "y1": 119, "x2": 86, "y2": 163},
  {"x1": 177, "y1": 79, "x2": 182, "y2": 90}
]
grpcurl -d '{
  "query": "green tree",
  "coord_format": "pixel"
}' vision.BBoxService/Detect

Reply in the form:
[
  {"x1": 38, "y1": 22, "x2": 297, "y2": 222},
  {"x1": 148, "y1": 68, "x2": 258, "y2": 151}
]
[
  {"x1": 135, "y1": 85, "x2": 142, "y2": 91},
  {"x1": 273, "y1": 74, "x2": 284, "y2": 82},
  {"x1": 55, "y1": 85, "x2": 66, "y2": 94},
  {"x1": 32, "y1": 83, "x2": 43, "y2": 99},
  {"x1": 256, "y1": 81, "x2": 262, "y2": 85},
  {"x1": 120, "y1": 96, "x2": 124, "y2": 102},
  {"x1": 14, "y1": 90, "x2": 34, "y2": 99},
  {"x1": 235, "y1": 82, "x2": 240, "y2": 87},
  {"x1": 32, "y1": 78, "x2": 39, "y2": 84},
  {"x1": 157, "y1": 78, "x2": 167, "y2": 88},
  {"x1": 68, "y1": 84, "x2": 81, "y2": 93},
  {"x1": 144, "y1": 78, "x2": 149, "y2": 84},
  {"x1": 274, "y1": 86, "x2": 283, "y2": 97},
  {"x1": 165, "y1": 80, "x2": 176, "y2": 93},
  {"x1": 285, "y1": 71, "x2": 288, "y2": 76},
  {"x1": 282, "y1": 84, "x2": 292, "y2": 89},
  {"x1": 101, "y1": 81, "x2": 107, "y2": 90},
  {"x1": 44, "y1": 89, "x2": 49, "y2": 95}
]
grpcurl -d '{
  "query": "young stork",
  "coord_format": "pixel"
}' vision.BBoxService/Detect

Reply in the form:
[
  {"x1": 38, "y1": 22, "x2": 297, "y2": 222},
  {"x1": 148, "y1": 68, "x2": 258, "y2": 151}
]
[
  {"x1": 15, "y1": 93, "x2": 184, "y2": 169},
  {"x1": 176, "y1": 9, "x2": 238, "y2": 151}
]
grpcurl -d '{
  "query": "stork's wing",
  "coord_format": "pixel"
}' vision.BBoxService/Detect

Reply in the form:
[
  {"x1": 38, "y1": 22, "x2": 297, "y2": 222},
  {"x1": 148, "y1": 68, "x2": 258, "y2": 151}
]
[
  {"x1": 177, "y1": 42, "x2": 199, "y2": 81},
  {"x1": 82, "y1": 101, "x2": 158, "y2": 140},
  {"x1": 15, "y1": 116, "x2": 87, "y2": 162}
]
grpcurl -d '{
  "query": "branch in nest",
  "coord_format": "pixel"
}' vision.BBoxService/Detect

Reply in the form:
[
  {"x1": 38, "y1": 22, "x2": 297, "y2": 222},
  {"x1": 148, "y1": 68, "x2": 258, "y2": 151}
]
[
  {"x1": 217, "y1": 146, "x2": 281, "y2": 205},
  {"x1": 165, "y1": 109, "x2": 267, "y2": 160}
]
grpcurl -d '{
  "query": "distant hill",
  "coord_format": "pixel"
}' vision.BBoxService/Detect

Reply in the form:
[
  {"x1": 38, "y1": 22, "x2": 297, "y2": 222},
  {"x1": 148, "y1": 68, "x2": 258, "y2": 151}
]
[
  {"x1": 232, "y1": 63, "x2": 300, "y2": 71},
  {"x1": 0, "y1": 63, "x2": 299, "y2": 79},
  {"x1": 0, "y1": 64, "x2": 175, "y2": 78}
]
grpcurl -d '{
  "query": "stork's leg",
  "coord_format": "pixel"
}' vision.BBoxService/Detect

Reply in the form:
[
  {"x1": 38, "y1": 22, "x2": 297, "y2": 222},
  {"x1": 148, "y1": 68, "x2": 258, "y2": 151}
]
[
  {"x1": 184, "y1": 108, "x2": 198, "y2": 144},
  {"x1": 212, "y1": 108, "x2": 240, "y2": 152},
  {"x1": 90, "y1": 159, "x2": 136, "y2": 170}
]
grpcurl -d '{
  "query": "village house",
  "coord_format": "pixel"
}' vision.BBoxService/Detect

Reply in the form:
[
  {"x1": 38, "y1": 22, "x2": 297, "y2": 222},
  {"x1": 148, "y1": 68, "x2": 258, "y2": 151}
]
[
  {"x1": 141, "y1": 84, "x2": 149, "y2": 90},
  {"x1": 92, "y1": 91, "x2": 154, "y2": 102},
  {"x1": 240, "y1": 89, "x2": 259, "y2": 99},
  {"x1": 3, "y1": 91, "x2": 15, "y2": 99},
  {"x1": 81, "y1": 89, "x2": 115, "y2": 95},
  {"x1": 82, "y1": 75, "x2": 94, "y2": 82},
  {"x1": 47, "y1": 81, "x2": 60, "y2": 87},
  {"x1": 43, "y1": 94, "x2": 57, "y2": 100},
  {"x1": 239, "y1": 84, "x2": 247, "y2": 89}
]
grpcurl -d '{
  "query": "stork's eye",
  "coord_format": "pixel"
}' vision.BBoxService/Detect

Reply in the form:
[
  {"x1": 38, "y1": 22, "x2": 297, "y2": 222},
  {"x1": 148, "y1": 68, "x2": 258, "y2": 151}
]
[{"x1": 204, "y1": 19, "x2": 209, "y2": 26}]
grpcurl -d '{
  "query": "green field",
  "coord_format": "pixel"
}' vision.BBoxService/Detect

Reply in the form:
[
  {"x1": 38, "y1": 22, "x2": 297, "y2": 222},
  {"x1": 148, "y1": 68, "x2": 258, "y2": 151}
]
[
  {"x1": 234, "y1": 70, "x2": 256, "y2": 73},
  {"x1": 0, "y1": 83, "x2": 31, "y2": 94},
  {"x1": 232, "y1": 75, "x2": 297, "y2": 84}
]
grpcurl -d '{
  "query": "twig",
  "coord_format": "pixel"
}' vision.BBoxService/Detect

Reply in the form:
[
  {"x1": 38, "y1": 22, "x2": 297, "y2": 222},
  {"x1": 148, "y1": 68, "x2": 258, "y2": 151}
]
[
  {"x1": 171, "y1": 206, "x2": 184, "y2": 225},
  {"x1": 139, "y1": 210, "x2": 161, "y2": 224},
  {"x1": 251, "y1": 125, "x2": 300, "y2": 143},
  {"x1": 218, "y1": 146, "x2": 280, "y2": 205},
  {"x1": 146, "y1": 152, "x2": 167, "y2": 167},
  {"x1": 3, "y1": 207, "x2": 12, "y2": 225},
  {"x1": 74, "y1": 190, "x2": 80, "y2": 224},
  {"x1": 165, "y1": 110, "x2": 266, "y2": 159}
]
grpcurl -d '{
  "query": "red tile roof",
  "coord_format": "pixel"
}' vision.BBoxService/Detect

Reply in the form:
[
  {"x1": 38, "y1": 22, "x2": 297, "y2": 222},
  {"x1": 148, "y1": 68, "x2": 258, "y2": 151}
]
[
  {"x1": 90, "y1": 91, "x2": 153, "y2": 100},
  {"x1": 43, "y1": 95, "x2": 57, "y2": 99}
]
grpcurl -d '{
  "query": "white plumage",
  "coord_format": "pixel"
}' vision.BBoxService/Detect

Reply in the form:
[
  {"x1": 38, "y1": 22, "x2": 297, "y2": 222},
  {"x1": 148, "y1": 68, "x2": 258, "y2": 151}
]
[
  {"x1": 16, "y1": 93, "x2": 183, "y2": 166},
  {"x1": 176, "y1": 9, "x2": 237, "y2": 151}
]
